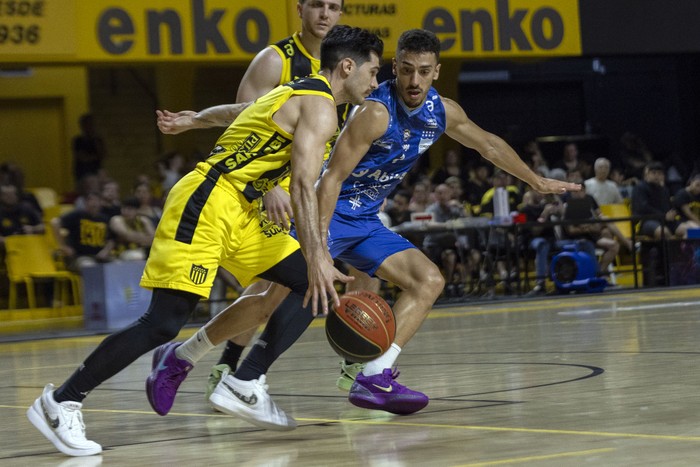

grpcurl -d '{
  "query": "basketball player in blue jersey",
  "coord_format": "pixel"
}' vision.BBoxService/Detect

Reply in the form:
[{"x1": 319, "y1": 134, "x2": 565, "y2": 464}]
[
  {"x1": 316, "y1": 29, "x2": 580, "y2": 412},
  {"x1": 146, "y1": 29, "x2": 580, "y2": 429},
  {"x1": 26, "y1": 26, "x2": 383, "y2": 456}
]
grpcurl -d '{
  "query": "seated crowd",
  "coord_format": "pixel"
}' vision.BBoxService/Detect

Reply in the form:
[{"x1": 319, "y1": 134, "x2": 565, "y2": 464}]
[
  {"x1": 372, "y1": 136, "x2": 700, "y2": 299},
  {"x1": 2, "y1": 132, "x2": 699, "y2": 308}
]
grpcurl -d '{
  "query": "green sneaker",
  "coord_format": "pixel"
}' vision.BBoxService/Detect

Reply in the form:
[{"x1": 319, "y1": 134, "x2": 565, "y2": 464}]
[
  {"x1": 336, "y1": 362, "x2": 365, "y2": 392},
  {"x1": 205, "y1": 363, "x2": 231, "y2": 402}
]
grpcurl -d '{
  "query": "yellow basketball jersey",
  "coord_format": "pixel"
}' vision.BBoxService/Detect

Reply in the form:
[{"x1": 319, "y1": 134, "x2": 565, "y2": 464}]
[
  {"x1": 270, "y1": 32, "x2": 350, "y2": 152},
  {"x1": 207, "y1": 74, "x2": 334, "y2": 203},
  {"x1": 271, "y1": 32, "x2": 320, "y2": 85}
]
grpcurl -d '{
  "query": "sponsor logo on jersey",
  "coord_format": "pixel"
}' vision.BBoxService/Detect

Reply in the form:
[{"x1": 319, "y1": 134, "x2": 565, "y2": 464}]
[
  {"x1": 260, "y1": 218, "x2": 285, "y2": 237},
  {"x1": 372, "y1": 138, "x2": 393, "y2": 150},
  {"x1": 349, "y1": 194, "x2": 363, "y2": 210}
]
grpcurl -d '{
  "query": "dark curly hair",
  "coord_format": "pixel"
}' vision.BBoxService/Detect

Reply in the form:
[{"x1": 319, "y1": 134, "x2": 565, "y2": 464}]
[
  {"x1": 321, "y1": 25, "x2": 384, "y2": 70},
  {"x1": 397, "y1": 29, "x2": 441, "y2": 61}
]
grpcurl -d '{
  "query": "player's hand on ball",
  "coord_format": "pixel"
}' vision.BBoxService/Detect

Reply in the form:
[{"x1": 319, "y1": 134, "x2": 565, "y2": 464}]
[{"x1": 304, "y1": 256, "x2": 354, "y2": 316}]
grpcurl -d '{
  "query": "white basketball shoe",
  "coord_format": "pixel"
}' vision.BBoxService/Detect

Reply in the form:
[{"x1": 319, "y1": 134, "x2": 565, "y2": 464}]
[
  {"x1": 209, "y1": 371, "x2": 297, "y2": 431},
  {"x1": 27, "y1": 384, "x2": 102, "y2": 457}
]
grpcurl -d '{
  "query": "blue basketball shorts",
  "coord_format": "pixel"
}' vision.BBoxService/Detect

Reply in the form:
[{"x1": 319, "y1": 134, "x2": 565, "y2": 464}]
[{"x1": 292, "y1": 212, "x2": 417, "y2": 276}]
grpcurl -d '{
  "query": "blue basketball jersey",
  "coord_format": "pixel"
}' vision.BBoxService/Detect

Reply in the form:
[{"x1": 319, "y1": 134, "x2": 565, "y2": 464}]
[{"x1": 333, "y1": 80, "x2": 447, "y2": 218}]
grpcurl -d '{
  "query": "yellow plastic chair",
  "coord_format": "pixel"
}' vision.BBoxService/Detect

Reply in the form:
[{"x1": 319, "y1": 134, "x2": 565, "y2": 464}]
[
  {"x1": 599, "y1": 203, "x2": 633, "y2": 239},
  {"x1": 27, "y1": 187, "x2": 59, "y2": 210},
  {"x1": 4, "y1": 234, "x2": 81, "y2": 309}
]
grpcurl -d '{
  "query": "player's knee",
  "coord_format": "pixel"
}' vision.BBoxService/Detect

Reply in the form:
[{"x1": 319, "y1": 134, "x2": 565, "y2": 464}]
[
  {"x1": 137, "y1": 314, "x2": 182, "y2": 343},
  {"x1": 421, "y1": 263, "x2": 445, "y2": 295},
  {"x1": 138, "y1": 289, "x2": 198, "y2": 343}
]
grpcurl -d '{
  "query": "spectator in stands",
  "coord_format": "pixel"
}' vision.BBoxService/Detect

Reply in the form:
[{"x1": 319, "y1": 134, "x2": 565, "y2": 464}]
[
  {"x1": 109, "y1": 196, "x2": 156, "y2": 261},
  {"x1": 631, "y1": 162, "x2": 682, "y2": 240},
  {"x1": 520, "y1": 190, "x2": 562, "y2": 296},
  {"x1": 563, "y1": 181, "x2": 622, "y2": 275},
  {"x1": 445, "y1": 175, "x2": 468, "y2": 204},
  {"x1": 158, "y1": 151, "x2": 186, "y2": 197},
  {"x1": 480, "y1": 169, "x2": 522, "y2": 214},
  {"x1": 609, "y1": 166, "x2": 637, "y2": 201},
  {"x1": 0, "y1": 161, "x2": 43, "y2": 214},
  {"x1": 72, "y1": 113, "x2": 107, "y2": 184},
  {"x1": 584, "y1": 157, "x2": 623, "y2": 206},
  {"x1": 673, "y1": 174, "x2": 700, "y2": 227},
  {"x1": 0, "y1": 183, "x2": 45, "y2": 243},
  {"x1": 100, "y1": 179, "x2": 122, "y2": 219},
  {"x1": 523, "y1": 140, "x2": 550, "y2": 178},
  {"x1": 554, "y1": 142, "x2": 581, "y2": 174},
  {"x1": 386, "y1": 190, "x2": 412, "y2": 227},
  {"x1": 479, "y1": 170, "x2": 521, "y2": 296},
  {"x1": 423, "y1": 184, "x2": 474, "y2": 297},
  {"x1": 408, "y1": 180, "x2": 432, "y2": 213},
  {"x1": 72, "y1": 174, "x2": 101, "y2": 210},
  {"x1": 620, "y1": 131, "x2": 653, "y2": 180},
  {"x1": 464, "y1": 162, "x2": 491, "y2": 213},
  {"x1": 549, "y1": 167, "x2": 567, "y2": 182},
  {"x1": 133, "y1": 180, "x2": 163, "y2": 227},
  {"x1": 52, "y1": 192, "x2": 114, "y2": 272},
  {"x1": 430, "y1": 148, "x2": 469, "y2": 186},
  {"x1": 576, "y1": 154, "x2": 594, "y2": 180}
]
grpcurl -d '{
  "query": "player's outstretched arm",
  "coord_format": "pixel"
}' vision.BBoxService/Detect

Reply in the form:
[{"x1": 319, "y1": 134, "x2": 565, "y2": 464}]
[
  {"x1": 289, "y1": 96, "x2": 353, "y2": 316},
  {"x1": 317, "y1": 101, "x2": 390, "y2": 240},
  {"x1": 157, "y1": 46, "x2": 281, "y2": 136},
  {"x1": 156, "y1": 104, "x2": 250, "y2": 135},
  {"x1": 442, "y1": 98, "x2": 581, "y2": 195}
]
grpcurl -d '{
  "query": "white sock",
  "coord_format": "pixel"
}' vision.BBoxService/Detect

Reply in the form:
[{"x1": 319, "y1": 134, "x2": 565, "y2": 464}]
[
  {"x1": 175, "y1": 328, "x2": 214, "y2": 364},
  {"x1": 363, "y1": 343, "x2": 401, "y2": 376}
]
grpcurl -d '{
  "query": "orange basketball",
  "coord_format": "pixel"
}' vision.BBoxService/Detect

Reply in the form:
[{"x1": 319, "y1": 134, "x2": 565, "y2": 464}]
[{"x1": 325, "y1": 290, "x2": 396, "y2": 362}]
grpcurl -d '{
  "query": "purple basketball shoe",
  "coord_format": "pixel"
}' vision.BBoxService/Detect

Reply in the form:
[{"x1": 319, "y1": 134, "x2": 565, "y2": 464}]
[
  {"x1": 348, "y1": 368, "x2": 428, "y2": 415},
  {"x1": 146, "y1": 342, "x2": 193, "y2": 416}
]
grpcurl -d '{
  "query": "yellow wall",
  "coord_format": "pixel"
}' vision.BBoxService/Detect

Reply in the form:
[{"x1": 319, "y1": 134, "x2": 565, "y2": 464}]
[{"x1": 0, "y1": 67, "x2": 89, "y2": 194}]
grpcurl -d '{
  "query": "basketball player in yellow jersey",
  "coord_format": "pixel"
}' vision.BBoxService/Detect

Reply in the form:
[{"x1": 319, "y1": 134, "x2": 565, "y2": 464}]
[
  {"x1": 27, "y1": 26, "x2": 382, "y2": 455},
  {"x1": 157, "y1": 0, "x2": 377, "y2": 398}
]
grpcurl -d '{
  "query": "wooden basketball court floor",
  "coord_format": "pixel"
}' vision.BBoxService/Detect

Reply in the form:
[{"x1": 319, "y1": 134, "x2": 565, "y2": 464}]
[{"x1": 2, "y1": 287, "x2": 700, "y2": 466}]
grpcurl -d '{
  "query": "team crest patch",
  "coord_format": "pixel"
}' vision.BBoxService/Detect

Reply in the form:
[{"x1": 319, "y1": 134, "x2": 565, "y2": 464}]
[{"x1": 190, "y1": 264, "x2": 209, "y2": 285}]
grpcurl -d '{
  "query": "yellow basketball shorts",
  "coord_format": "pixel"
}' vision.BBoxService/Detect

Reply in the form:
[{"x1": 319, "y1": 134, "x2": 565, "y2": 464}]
[{"x1": 141, "y1": 163, "x2": 301, "y2": 298}]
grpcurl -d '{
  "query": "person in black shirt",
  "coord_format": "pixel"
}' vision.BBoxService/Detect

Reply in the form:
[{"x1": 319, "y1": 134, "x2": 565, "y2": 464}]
[
  {"x1": 631, "y1": 162, "x2": 683, "y2": 239},
  {"x1": 52, "y1": 192, "x2": 114, "y2": 272},
  {"x1": 672, "y1": 174, "x2": 700, "y2": 233},
  {"x1": 0, "y1": 183, "x2": 44, "y2": 240}
]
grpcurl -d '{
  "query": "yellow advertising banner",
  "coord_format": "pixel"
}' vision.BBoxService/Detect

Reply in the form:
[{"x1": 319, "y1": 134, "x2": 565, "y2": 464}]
[
  {"x1": 0, "y1": 0, "x2": 580, "y2": 63},
  {"x1": 339, "y1": 0, "x2": 581, "y2": 58},
  {"x1": 0, "y1": 0, "x2": 76, "y2": 56},
  {"x1": 74, "y1": 0, "x2": 289, "y2": 62}
]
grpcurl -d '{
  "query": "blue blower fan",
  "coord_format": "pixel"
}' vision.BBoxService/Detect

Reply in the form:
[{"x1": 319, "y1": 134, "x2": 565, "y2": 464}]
[{"x1": 550, "y1": 243, "x2": 607, "y2": 293}]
